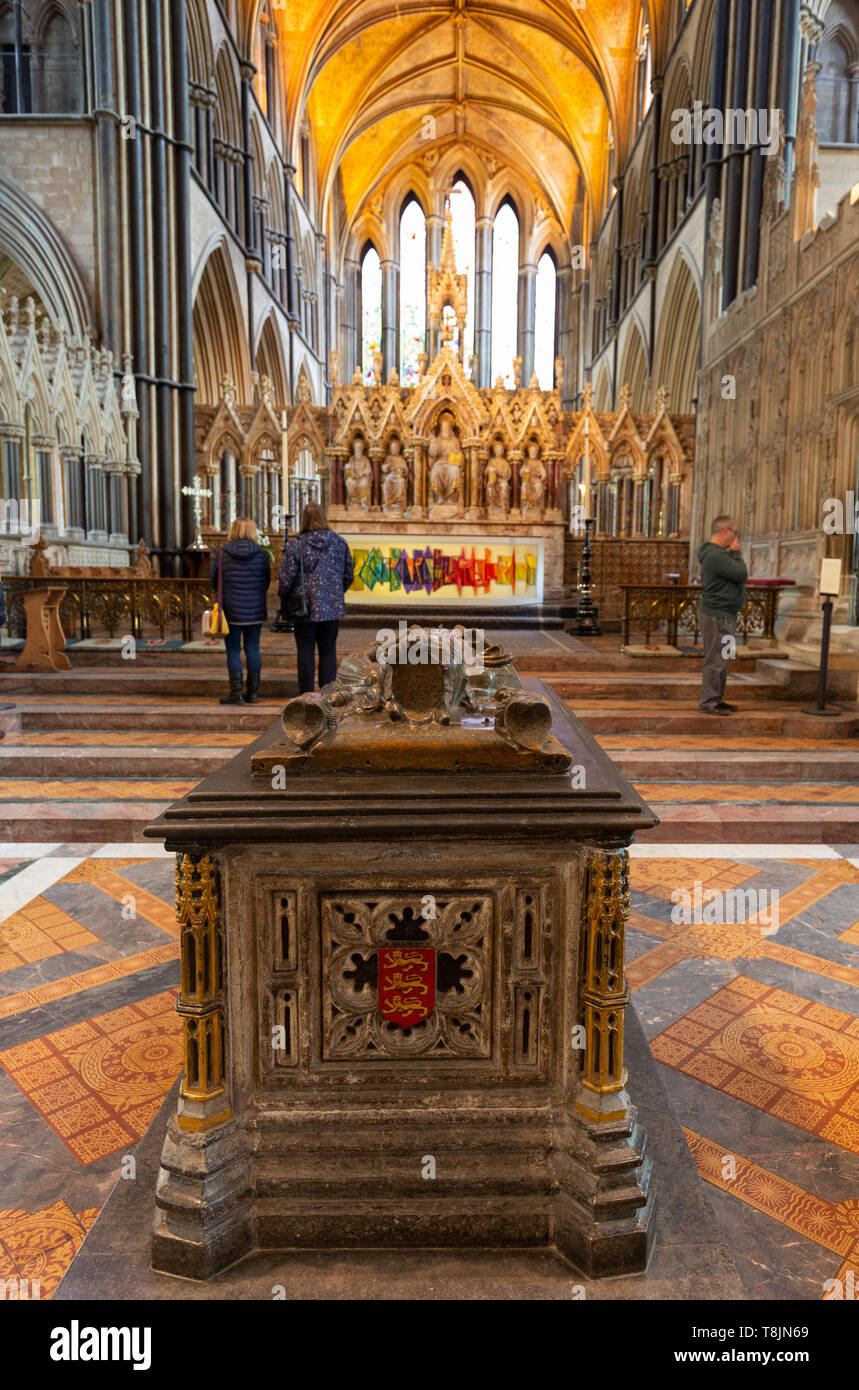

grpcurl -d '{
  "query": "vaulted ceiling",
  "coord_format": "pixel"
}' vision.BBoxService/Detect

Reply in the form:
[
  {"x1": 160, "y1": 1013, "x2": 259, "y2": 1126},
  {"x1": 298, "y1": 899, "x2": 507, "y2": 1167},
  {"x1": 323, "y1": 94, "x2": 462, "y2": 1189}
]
[{"x1": 250, "y1": 0, "x2": 665, "y2": 239}]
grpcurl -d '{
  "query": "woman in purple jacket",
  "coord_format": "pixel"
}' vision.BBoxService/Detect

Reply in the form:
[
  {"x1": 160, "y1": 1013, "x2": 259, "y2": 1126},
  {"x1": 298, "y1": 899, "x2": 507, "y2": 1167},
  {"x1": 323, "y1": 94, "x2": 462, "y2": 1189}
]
[
  {"x1": 278, "y1": 503, "x2": 354, "y2": 693},
  {"x1": 210, "y1": 518, "x2": 271, "y2": 705}
]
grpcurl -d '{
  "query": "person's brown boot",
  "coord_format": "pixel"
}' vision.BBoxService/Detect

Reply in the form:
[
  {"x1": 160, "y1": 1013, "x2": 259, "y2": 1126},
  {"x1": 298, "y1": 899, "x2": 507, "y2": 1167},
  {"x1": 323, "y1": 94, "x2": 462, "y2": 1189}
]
[{"x1": 220, "y1": 674, "x2": 245, "y2": 704}]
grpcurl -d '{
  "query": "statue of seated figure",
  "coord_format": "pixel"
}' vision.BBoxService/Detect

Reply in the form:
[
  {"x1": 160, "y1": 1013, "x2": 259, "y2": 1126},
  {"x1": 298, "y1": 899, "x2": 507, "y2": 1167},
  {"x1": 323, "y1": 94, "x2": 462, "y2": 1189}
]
[
  {"x1": 344, "y1": 438, "x2": 373, "y2": 511},
  {"x1": 428, "y1": 411, "x2": 463, "y2": 513},
  {"x1": 382, "y1": 439, "x2": 409, "y2": 515},
  {"x1": 520, "y1": 441, "x2": 547, "y2": 513},
  {"x1": 484, "y1": 440, "x2": 511, "y2": 514}
]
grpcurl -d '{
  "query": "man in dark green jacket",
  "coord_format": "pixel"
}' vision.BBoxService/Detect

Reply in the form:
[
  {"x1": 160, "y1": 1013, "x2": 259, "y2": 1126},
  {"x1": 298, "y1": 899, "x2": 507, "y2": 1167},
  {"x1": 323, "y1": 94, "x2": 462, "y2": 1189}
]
[{"x1": 697, "y1": 515, "x2": 747, "y2": 714}]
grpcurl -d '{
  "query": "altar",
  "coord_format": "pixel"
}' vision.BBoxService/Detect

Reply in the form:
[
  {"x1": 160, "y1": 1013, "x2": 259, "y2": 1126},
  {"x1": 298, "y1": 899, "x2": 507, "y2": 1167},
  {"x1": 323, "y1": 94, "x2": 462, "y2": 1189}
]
[
  {"x1": 326, "y1": 342, "x2": 567, "y2": 603},
  {"x1": 343, "y1": 529, "x2": 551, "y2": 606}
]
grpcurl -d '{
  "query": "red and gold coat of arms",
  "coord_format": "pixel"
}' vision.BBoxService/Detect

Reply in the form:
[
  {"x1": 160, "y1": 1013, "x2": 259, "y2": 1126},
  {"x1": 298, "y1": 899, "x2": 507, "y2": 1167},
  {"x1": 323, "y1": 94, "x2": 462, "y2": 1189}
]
[{"x1": 377, "y1": 947, "x2": 436, "y2": 1028}]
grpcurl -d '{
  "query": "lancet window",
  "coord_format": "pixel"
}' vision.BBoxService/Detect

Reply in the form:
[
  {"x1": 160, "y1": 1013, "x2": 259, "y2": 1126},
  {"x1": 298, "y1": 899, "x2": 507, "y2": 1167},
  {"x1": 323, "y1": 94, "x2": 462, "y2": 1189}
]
[
  {"x1": 534, "y1": 251, "x2": 557, "y2": 389},
  {"x1": 449, "y1": 179, "x2": 475, "y2": 367},
  {"x1": 399, "y1": 198, "x2": 426, "y2": 384},
  {"x1": 491, "y1": 201, "x2": 519, "y2": 386},
  {"x1": 361, "y1": 245, "x2": 382, "y2": 383}
]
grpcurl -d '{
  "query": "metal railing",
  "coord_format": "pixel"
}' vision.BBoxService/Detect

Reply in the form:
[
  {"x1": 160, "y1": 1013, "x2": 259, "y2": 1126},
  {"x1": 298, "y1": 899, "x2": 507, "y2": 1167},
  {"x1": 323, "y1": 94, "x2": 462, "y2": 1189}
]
[
  {"x1": 620, "y1": 581, "x2": 794, "y2": 647},
  {"x1": 5, "y1": 576, "x2": 215, "y2": 644}
]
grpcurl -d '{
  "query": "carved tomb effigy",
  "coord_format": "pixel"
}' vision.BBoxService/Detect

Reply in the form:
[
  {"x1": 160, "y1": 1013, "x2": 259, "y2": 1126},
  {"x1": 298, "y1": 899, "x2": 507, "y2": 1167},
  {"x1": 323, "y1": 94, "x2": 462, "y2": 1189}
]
[{"x1": 145, "y1": 629, "x2": 657, "y2": 1279}]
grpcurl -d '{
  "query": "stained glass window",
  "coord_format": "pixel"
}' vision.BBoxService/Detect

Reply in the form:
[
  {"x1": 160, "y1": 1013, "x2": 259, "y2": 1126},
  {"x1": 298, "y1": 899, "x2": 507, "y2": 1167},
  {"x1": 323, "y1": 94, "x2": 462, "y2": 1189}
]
[
  {"x1": 399, "y1": 199, "x2": 426, "y2": 384},
  {"x1": 534, "y1": 251, "x2": 556, "y2": 389},
  {"x1": 361, "y1": 245, "x2": 382, "y2": 384},
  {"x1": 491, "y1": 202, "x2": 519, "y2": 387},
  {"x1": 449, "y1": 179, "x2": 475, "y2": 370}
]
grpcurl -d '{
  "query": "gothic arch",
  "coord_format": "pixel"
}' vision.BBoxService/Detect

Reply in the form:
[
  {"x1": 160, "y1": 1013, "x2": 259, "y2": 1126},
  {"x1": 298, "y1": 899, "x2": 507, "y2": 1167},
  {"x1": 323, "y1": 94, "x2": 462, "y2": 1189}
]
[
  {"x1": 213, "y1": 44, "x2": 242, "y2": 147},
  {"x1": 192, "y1": 241, "x2": 251, "y2": 403},
  {"x1": 255, "y1": 312, "x2": 289, "y2": 405},
  {"x1": 594, "y1": 362, "x2": 612, "y2": 411},
  {"x1": 618, "y1": 318, "x2": 649, "y2": 410},
  {"x1": 186, "y1": 0, "x2": 214, "y2": 87},
  {"x1": 653, "y1": 251, "x2": 701, "y2": 412},
  {"x1": 0, "y1": 177, "x2": 91, "y2": 336}
]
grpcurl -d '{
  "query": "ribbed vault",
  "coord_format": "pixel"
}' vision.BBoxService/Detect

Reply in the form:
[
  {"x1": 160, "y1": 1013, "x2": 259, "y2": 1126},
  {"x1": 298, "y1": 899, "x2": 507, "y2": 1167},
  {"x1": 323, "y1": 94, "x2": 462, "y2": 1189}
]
[{"x1": 244, "y1": 0, "x2": 671, "y2": 247}]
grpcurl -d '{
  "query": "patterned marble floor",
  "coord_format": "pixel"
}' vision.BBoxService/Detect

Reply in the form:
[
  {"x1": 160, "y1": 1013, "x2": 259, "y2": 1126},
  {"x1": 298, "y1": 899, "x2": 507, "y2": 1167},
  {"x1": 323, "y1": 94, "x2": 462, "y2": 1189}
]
[{"x1": 1, "y1": 840, "x2": 858, "y2": 1300}]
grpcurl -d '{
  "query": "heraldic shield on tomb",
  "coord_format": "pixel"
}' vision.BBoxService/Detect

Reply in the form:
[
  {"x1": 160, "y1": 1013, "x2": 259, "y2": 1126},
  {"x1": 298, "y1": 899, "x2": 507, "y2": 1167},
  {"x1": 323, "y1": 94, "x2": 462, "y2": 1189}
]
[{"x1": 324, "y1": 896, "x2": 489, "y2": 1059}]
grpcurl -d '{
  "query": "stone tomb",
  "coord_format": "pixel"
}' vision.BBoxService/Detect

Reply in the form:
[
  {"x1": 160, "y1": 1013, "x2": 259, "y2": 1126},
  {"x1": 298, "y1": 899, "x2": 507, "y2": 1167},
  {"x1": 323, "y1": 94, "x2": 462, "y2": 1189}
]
[{"x1": 145, "y1": 651, "x2": 657, "y2": 1280}]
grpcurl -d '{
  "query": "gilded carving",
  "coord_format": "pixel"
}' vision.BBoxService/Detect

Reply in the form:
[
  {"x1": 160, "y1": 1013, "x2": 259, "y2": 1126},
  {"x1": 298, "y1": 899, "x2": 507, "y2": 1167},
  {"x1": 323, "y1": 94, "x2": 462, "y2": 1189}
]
[
  {"x1": 175, "y1": 853, "x2": 229, "y2": 1127},
  {"x1": 576, "y1": 850, "x2": 630, "y2": 1116}
]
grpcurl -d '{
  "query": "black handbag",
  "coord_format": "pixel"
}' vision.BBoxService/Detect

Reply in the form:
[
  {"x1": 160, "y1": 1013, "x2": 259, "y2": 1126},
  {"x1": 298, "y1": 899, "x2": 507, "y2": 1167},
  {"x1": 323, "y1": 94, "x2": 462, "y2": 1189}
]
[{"x1": 280, "y1": 536, "x2": 308, "y2": 623}]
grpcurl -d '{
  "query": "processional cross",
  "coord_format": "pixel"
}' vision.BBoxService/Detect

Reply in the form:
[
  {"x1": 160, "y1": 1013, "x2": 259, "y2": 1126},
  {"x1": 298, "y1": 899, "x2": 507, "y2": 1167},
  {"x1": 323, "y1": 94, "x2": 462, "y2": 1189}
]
[{"x1": 181, "y1": 478, "x2": 212, "y2": 550}]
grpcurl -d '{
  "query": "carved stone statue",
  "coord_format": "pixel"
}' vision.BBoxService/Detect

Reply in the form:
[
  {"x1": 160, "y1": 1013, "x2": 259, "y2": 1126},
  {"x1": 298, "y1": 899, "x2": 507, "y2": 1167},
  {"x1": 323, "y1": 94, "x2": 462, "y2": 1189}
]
[
  {"x1": 484, "y1": 440, "x2": 511, "y2": 516},
  {"x1": 428, "y1": 411, "x2": 464, "y2": 514},
  {"x1": 381, "y1": 438, "x2": 409, "y2": 515},
  {"x1": 344, "y1": 437, "x2": 373, "y2": 511},
  {"x1": 520, "y1": 441, "x2": 546, "y2": 513}
]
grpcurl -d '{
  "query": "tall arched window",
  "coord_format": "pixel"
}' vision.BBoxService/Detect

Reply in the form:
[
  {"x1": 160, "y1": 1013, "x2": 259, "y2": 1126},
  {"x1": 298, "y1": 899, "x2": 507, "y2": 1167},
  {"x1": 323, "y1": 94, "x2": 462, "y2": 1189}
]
[
  {"x1": 817, "y1": 24, "x2": 859, "y2": 145},
  {"x1": 361, "y1": 245, "x2": 382, "y2": 383},
  {"x1": 399, "y1": 198, "x2": 426, "y2": 384},
  {"x1": 635, "y1": 7, "x2": 652, "y2": 126},
  {"x1": 491, "y1": 201, "x2": 519, "y2": 386},
  {"x1": 254, "y1": 10, "x2": 278, "y2": 124},
  {"x1": 534, "y1": 251, "x2": 557, "y2": 389},
  {"x1": 449, "y1": 178, "x2": 475, "y2": 369}
]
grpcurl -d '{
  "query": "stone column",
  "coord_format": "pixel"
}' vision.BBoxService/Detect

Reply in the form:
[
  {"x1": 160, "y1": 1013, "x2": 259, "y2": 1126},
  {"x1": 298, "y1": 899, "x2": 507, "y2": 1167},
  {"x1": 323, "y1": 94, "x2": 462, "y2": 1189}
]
[
  {"x1": 474, "y1": 216, "x2": 493, "y2": 388},
  {"x1": 426, "y1": 215, "x2": 443, "y2": 361},
  {"x1": 342, "y1": 258, "x2": 360, "y2": 382},
  {"x1": 509, "y1": 449, "x2": 523, "y2": 517},
  {"x1": 369, "y1": 446, "x2": 383, "y2": 509},
  {"x1": 464, "y1": 440, "x2": 481, "y2": 520},
  {"x1": 380, "y1": 259, "x2": 398, "y2": 379},
  {"x1": 411, "y1": 440, "x2": 427, "y2": 517},
  {"x1": 555, "y1": 267, "x2": 572, "y2": 408},
  {"x1": 632, "y1": 477, "x2": 646, "y2": 537},
  {"x1": 224, "y1": 451, "x2": 238, "y2": 527},
  {"x1": 517, "y1": 263, "x2": 537, "y2": 386},
  {"x1": 722, "y1": 0, "x2": 752, "y2": 309}
]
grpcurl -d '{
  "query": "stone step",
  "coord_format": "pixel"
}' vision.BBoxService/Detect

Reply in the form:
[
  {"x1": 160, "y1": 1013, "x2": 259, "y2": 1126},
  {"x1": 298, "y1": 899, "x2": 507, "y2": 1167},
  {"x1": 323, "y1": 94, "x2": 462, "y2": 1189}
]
[
  {"x1": 548, "y1": 673, "x2": 788, "y2": 701},
  {"x1": 0, "y1": 797, "x2": 167, "y2": 842},
  {"x1": 570, "y1": 703, "x2": 859, "y2": 739},
  {"x1": 637, "y1": 801, "x2": 859, "y2": 844},
  {"x1": 753, "y1": 657, "x2": 858, "y2": 700},
  {"x1": 1, "y1": 787, "x2": 854, "y2": 843},
  {"x1": 6, "y1": 738, "x2": 855, "y2": 784},
  {"x1": 15, "y1": 701, "x2": 278, "y2": 732},
  {"x1": 0, "y1": 669, "x2": 301, "y2": 699},
  {"x1": 58, "y1": 642, "x2": 765, "y2": 674},
  {"x1": 612, "y1": 749, "x2": 859, "y2": 782},
  {"x1": 0, "y1": 745, "x2": 232, "y2": 778}
]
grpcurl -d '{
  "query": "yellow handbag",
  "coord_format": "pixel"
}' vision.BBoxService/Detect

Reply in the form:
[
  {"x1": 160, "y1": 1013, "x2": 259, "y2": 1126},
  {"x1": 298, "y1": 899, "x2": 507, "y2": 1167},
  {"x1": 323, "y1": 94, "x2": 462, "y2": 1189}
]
[{"x1": 209, "y1": 554, "x2": 230, "y2": 636}]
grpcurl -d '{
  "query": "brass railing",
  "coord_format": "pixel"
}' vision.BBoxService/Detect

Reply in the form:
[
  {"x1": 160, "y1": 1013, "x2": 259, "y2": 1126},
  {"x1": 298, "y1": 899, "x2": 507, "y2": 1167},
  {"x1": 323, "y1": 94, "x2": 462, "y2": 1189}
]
[
  {"x1": 620, "y1": 581, "x2": 794, "y2": 646},
  {"x1": 5, "y1": 577, "x2": 216, "y2": 643}
]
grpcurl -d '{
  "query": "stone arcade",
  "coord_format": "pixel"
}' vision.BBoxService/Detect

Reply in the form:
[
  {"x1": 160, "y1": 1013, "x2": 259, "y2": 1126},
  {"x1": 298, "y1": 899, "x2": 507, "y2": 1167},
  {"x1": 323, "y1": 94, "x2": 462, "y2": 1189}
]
[{"x1": 146, "y1": 636, "x2": 657, "y2": 1279}]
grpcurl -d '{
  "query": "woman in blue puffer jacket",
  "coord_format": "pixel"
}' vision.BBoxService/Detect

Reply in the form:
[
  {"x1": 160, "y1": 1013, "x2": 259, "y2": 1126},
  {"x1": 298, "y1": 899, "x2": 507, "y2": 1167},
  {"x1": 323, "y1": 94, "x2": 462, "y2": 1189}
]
[
  {"x1": 278, "y1": 503, "x2": 354, "y2": 692},
  {"x1": 210, "y1": 518, "x2": 271, "y2": 704}
]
